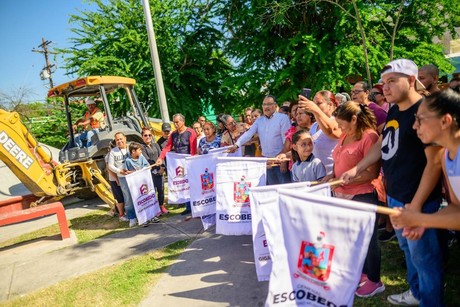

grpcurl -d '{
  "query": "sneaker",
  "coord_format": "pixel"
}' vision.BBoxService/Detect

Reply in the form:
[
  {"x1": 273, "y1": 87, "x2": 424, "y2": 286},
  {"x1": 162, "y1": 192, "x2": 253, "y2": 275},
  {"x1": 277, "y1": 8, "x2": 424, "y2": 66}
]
[
  {"x1": 387, "y1": 289, "x2": 420, "y2": 306},
  {"x1": 142, "y1": 222, "x2": 149, "y2": 227},
  {"x1": 129, "y1": 218, "x2": 138, "y2": 228},
  {"x1": 180, "y1": 209, "x2": 192, "y2": 216},
  {"x1": 379, "y1": 230, "x2": 396, "y2": 242},
  {"x1": 119, "y1": 215, "x2": 129, "y2": 222},
  {"x1": 358, "y1": 274, "x2": 368, "y2": 288},
  {"x1": 160, "y1": 205, "x2": 169, "y2": 214},
  {"x1": 150, "y1": 216, "x2": 160, "y2": 223},
  {"x1": 355, "y1": 280, "x2": 385, "y2": 298}
]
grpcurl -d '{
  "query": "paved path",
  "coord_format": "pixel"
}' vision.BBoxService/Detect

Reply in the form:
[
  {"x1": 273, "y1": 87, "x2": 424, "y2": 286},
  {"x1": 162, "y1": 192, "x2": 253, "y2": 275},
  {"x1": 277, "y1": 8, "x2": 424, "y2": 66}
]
[
  {"x1": 0, "y1": 208, "x2": 268, "y2": 305},
  {"x1": 0, "y1": 145, "x2": 269, "y2": 305}
]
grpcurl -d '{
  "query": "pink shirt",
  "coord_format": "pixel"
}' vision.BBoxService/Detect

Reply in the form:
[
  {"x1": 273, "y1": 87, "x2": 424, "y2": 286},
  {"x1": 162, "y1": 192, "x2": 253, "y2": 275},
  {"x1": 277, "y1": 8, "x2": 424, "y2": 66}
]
[{"x1": 332, "y1": 129, "x2": 379, "y2": 196}]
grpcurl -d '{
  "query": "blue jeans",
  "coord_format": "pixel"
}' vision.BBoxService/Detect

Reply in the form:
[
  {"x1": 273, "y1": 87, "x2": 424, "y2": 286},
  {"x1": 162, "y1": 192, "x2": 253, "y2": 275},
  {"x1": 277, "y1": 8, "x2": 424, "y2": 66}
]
[
  {"x1": 75, "y1": 129, "x2": 99, "y2": 147},
  {"x1": 387, "y1": 196, "x2": 444, "y2": 307},
  {"x1": 266, "y1": 165, "x2": 291, "y2": 185},
  {"x1": 119, "y1": 177, "x2": 136, "y2": 220}
]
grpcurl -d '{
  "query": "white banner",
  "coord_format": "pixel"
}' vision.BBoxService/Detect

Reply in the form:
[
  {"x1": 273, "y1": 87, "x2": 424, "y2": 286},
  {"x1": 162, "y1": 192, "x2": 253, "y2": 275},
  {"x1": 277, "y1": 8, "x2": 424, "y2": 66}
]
[
  {"x1": 125, "y1": 167, "x2": 161, "y2": 225},
  {"x1": 215, "y1": 157, "x2": 267, "y2": 235},
  {"x1": 166, "y1": 152, "x2": 191, "y2": 204},
  {"x1": 201, "y1": 213, "x2": 216, "y2": 231},
  {"x1": 249, "y1": 182, "x2": 331, "y2": 282},
  {"x1": 263, "y1": 189, "x2": 376, "y2": 306},
  {"x1": 210, "y1": 145, "x2": 242, "y2": 157},
  {"x1": 186, "y1": 151, "x2": 227, "y2": 218}
]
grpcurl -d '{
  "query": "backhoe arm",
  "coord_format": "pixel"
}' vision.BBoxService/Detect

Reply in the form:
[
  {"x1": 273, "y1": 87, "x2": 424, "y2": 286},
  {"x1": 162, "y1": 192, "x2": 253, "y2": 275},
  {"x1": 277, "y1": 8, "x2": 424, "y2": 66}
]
[{"x1": 0, "y1": 109, "x2": 59, "y2": 197}]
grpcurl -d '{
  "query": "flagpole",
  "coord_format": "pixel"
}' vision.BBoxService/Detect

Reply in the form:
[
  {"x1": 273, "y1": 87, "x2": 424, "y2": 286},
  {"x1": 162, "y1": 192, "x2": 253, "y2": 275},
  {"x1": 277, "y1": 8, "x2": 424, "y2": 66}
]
[{"x1": 310, "y1": 179, "x2": 399, "y2": 216}]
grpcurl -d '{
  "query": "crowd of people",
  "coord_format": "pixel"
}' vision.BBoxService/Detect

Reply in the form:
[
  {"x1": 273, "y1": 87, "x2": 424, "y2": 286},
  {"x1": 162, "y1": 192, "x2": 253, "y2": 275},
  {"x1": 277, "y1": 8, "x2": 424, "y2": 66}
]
[{"x1": 97, "y1": 57, "x2": 459, "y2": 306}]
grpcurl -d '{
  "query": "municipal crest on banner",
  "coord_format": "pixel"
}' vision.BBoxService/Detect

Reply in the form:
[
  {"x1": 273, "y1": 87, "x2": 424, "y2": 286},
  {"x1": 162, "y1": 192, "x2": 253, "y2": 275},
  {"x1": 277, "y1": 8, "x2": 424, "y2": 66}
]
[
  {"x1": 175, "y1": 166, "x2": 185, "y2": 178},
  {"x1": 139, "y1": 184, "x2": 148, "y2": 195},
  {"x1": 296, "y1": 232, "x2": 335, "y2": 286},
  {"x1": 233, "y1": 176, "x2": 251, "y2": 206},
  {"x1": 201, "y1": 168, "x2": 214, "y2": 192}
]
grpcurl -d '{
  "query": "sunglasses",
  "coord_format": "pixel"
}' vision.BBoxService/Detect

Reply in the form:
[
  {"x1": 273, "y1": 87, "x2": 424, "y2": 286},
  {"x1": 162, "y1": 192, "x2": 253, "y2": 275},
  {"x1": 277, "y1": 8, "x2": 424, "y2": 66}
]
[{"x1": 143, "y1": 134, "x2": 152, "y2": 137}]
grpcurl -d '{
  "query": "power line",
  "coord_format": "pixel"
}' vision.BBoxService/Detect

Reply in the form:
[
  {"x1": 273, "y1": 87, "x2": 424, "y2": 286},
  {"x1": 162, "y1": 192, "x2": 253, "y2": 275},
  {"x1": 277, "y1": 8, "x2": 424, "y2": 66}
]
[{"x1": 32, "y1": 37, "x2": 58, "y2": 89}]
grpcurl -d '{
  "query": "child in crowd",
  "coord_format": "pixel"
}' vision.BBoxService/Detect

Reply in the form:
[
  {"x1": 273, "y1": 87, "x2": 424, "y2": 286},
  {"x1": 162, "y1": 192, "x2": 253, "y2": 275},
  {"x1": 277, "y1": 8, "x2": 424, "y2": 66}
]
[
  {"x1": 122, "y1": 142, "x2": 150, "y2": 227},
  {"x1": 291, "y1": 129, "x2": 326, "y2": 182},
  {"x1": 125, "y1": 142, "x2": 149, "y2": 172}
]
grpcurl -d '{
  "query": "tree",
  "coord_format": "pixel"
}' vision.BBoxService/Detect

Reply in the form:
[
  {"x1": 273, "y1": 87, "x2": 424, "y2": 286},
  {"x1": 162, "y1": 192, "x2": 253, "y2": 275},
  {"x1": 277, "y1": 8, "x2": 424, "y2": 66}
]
[
  {"x1": 218, "y1": 0, "x2": 460, "y2": 105},
  {"x1": 0, "y1": 86, "x2": 35, "y2": 112},
  {"x1": 60, "y1": 0, "x2": 235, "y2": 123}
]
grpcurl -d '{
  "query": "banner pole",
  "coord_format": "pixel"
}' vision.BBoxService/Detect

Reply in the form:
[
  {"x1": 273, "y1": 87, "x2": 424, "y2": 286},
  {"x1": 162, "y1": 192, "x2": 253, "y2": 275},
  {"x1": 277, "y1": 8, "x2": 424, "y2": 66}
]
[
  {"x1": 310, "y1": 179, "x2": 399, "y2": 216},
  {"x1": 376, "y1": 206, "x2": 399, "y2": 215}
]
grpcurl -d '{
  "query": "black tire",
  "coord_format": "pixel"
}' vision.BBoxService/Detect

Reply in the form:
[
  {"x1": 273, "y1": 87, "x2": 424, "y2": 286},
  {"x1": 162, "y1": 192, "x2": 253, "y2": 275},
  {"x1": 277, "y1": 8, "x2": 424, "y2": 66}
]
[{"x1": 75, "y1": 188, "x2": 98, "y2": 200}]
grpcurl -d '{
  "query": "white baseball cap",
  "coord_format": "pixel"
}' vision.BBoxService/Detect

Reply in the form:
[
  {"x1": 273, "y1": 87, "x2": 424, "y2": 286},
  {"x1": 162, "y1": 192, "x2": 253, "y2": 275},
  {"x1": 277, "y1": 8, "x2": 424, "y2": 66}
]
[
  {"x1": 381, "y1": 59, "x2": 425, "y2": 90},
  {"x1": 85, "y1": 98, "x2": 96, "y2": 106}
]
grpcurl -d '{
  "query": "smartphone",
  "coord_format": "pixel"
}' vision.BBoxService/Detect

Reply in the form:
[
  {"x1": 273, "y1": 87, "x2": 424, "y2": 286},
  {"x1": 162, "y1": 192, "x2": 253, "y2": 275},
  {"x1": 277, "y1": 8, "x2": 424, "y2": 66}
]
[{"x1": 301, "y1": 88, "x2": 311, "y2": 99}]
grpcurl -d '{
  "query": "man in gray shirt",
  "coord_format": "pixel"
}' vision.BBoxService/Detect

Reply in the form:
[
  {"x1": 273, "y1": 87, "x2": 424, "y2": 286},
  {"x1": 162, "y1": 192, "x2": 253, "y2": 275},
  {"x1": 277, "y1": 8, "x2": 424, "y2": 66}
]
[{"x1": 230, "y1": 95, "x2": 291, "y2": 185}]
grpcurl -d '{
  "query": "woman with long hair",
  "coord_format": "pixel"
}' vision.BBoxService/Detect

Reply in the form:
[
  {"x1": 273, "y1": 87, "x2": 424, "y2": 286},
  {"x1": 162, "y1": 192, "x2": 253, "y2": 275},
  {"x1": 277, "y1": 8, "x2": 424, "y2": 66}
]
[{"x1": 326, "y1": 101, "x2": 383, "y2": 298}]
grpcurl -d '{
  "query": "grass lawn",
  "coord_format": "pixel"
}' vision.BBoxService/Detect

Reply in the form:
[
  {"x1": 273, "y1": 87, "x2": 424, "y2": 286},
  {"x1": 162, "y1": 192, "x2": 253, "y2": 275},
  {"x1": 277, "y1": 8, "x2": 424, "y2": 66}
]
[
  {"x1": 1, "y1": 203, "x2": 459, "y2": 306},
  {"x1": 1, "y1": 240, "x2": 190, "y2": 307},
  {"x1": 0, "y1": 204, "x2": 185, "y2": 249},
  {"x1": 354, "y1": 235, "x2": 460, "y2": 306}
]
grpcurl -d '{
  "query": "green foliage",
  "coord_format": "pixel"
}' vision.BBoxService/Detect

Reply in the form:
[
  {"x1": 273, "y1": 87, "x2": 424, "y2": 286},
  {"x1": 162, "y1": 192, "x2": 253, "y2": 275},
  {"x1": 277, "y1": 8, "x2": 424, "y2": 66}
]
[
  {"x1": 218, "y1": 0, "x2": 459, "y2": 105},
  {"x1": 60, "y1": 0, "x2": 235, "y2": 124},
  {"x1": 60, "y1": 0, "x2": 459, "y2": 117},
  {"x1": 24, "y1": 99, "x2": 85, "y2": 148}
]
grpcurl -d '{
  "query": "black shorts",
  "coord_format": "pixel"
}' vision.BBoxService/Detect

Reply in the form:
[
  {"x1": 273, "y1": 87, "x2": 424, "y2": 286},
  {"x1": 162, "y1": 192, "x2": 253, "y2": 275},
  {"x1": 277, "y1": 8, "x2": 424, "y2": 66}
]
[{"x1": 109, "y1": 180, "x2": 124, "y2": 203}]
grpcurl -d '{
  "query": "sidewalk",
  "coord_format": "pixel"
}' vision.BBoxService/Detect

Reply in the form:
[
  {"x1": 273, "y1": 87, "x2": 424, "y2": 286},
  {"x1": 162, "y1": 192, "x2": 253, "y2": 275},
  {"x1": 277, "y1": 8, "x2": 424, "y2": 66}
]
[
  {"x1": 0, "y1": 205, "x2": 268, "y2": 305},
  {"x1": 1, "y1": 154, "x2": 269, "y2": 305},
  {"x1": 140, "y1": 233, "x2": 269, "y2": 307}
]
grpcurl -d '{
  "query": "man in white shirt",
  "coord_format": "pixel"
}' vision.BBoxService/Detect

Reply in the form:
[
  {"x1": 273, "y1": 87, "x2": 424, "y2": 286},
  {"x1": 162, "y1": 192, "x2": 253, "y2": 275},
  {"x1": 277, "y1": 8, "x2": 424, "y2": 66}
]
[{"x1": 230, "y1": 95, "x2": 291, "y2": 185}]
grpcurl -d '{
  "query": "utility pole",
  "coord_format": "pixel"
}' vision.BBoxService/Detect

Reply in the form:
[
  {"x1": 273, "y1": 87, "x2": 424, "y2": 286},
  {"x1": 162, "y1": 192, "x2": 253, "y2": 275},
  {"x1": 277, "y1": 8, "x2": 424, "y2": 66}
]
[
  {"x1": 141, "y1": 0, "x2": 170, "y2": 123},
  {"x1": 32, "y1": 37, "x2": 57, "y2": 89}
]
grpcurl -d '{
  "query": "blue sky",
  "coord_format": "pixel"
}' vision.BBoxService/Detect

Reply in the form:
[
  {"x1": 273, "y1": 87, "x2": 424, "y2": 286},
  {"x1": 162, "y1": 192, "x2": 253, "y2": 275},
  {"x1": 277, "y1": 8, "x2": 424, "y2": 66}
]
[{"x1": 0, "y1": 1, "x2": 95, "y2": 102}]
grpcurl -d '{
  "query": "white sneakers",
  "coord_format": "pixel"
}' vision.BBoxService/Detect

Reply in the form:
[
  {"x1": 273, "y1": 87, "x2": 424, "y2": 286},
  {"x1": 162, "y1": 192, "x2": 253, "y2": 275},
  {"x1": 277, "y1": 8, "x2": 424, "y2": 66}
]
[
  {"x1": 387, "y1": 289, "x2": 420, "y2": 306},
  {"x1": 129, "y1": 218, "x2": 138, "y2": 228}
]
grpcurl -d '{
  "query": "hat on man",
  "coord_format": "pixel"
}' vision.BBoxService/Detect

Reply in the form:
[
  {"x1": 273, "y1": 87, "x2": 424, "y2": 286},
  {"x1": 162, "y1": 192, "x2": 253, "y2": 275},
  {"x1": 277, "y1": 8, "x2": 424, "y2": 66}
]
[
  {"x1": 380, "y1": 59, "x2": 425, "y2": 91},
  {"x1": 161, "y1": 122, "x2": 171, "y2": 132},
  {"x1": 85, "y1": 98, "x2": 96, "y2": 106},
  {"x1": 373, "y1": 84, "x2": 384, "y2": 94}
]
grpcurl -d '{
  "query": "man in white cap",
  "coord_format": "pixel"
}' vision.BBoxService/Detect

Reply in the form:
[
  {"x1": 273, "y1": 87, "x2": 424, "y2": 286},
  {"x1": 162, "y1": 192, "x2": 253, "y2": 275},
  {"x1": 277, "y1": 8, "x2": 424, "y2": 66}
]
[
  {"x1": 341, "y1": 59, "x2": 444, "y2": 305},
  {"x1": 73, "y1": 98, "x2": 106, "y2": 147}
]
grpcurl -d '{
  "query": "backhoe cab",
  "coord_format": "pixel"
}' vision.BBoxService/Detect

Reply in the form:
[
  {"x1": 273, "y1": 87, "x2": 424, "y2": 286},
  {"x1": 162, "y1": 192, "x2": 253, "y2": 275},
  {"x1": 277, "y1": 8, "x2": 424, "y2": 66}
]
[
  {"x1": 0, "y1": 76, "x2": 161, "y2": 210},
  {"x1": 48, "y1": 76, "x2": 160, "y2": 164},
  {"x1": 47, "y1": 76, "x2": 162, "y2": 200}
]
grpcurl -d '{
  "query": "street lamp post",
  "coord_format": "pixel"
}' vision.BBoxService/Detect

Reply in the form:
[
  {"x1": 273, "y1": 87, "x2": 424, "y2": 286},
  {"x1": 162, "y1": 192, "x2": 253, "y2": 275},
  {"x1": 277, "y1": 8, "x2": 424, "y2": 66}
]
[{"x1": 141, "y1": 0, "x2": 170, "y2": 123}]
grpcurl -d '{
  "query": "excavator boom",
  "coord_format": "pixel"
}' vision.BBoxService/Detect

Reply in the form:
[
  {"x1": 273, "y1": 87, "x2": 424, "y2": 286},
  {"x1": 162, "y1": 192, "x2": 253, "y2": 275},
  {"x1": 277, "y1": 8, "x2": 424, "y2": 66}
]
[
  {"x1": 0, "y1": 108, "x2": 116, "y2": 207},
  {"x1": 0, "y1": 109, "x2": 58, "y2": 197}
]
